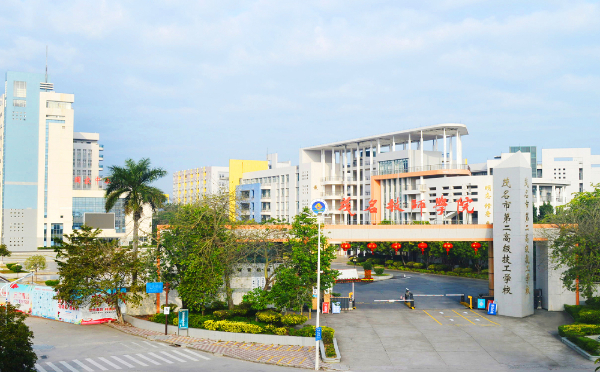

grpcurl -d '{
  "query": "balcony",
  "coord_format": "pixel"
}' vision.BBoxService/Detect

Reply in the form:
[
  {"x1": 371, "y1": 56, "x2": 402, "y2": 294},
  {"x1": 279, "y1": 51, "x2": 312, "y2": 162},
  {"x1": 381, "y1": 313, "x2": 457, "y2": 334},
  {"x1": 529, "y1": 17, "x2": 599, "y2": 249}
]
[
  {"x1": 321, "y1": 176, "x2": 343, "y2": 184},
  {"x1": 99, "y1": 144, "x2": 104, "y2": 151},
  {"x1": 375, "y1": 164, "x2": 470, "y2": 176},
  {"x1": 99, "y1": 154, "x2": 104, "y2": 160},
  {"x1": 321, "y1": 192, "x2": 343, "y2": 198}
]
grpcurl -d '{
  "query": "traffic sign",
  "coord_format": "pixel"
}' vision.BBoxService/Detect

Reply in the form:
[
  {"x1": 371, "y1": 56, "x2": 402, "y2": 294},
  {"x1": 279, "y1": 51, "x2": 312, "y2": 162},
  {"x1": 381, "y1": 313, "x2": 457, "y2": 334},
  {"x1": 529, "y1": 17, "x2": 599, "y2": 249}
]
[
  {"x1": 477, "y1": 298, "x2": 486, "y2": 309},
  {"x1": 163, "y1": 306, "x2": 170, "y2": 315},
  {"x1": 311, "y1": 199, "x2": 328, "y2": 215},
  {"x1": 178, "y1": 309, "x2": 189, "y2": 330},
  {"x1": 315, "y1": 327, "x2": 322, "y2": 341},
  {"x1": 146, "y1": 282, "x2": 163, "y2": 294},
  {"x1": 487, "y1": 302, "x2": 497, "y2": 315}
]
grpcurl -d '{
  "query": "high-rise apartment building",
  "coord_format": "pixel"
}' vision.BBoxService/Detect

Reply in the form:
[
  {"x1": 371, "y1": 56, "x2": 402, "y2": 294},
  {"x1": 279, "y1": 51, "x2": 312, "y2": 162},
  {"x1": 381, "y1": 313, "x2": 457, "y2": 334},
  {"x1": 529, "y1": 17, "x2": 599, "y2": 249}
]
[
  {"x1": 1, "y1": 71, "x2": 151, "y2": 251},
  {"x1": 172, "y1": 166, "x2": 229, "y2": 204}
]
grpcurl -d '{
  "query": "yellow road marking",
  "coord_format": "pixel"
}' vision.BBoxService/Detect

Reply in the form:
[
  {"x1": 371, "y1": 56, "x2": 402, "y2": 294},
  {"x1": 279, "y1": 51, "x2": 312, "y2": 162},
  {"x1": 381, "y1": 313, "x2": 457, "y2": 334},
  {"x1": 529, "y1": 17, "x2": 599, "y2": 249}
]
[
  {"x1": 469, "y1": 309, "x2": 500, "y2": 325},
  {"x1": 257, "y1": 356, "x2": 264, "y2": 361},
  {"x1": 276, "y1": 357, "x2": 286, "y2": 364},
  {"x1": 287, "y1": 357, "x2": 295, "y2": 364},
  {"x1": 452, "y1": 310, "x2": 476, "y2": 325},
  {"x1": 286, "y1": 346, "x2": 293, "y2": 351},
  {"x1": 266, "y1": 356, "x2": 275, "y2": 362},
  {"x1": 224, "y1": 341, "x2": 230, "y2": 345},
  {"x1": 275, "y1": 345, "x2": 282, "y2": 350},
  {"x1": 423, "y1": 310, "x2": 442, "y2": 325},
  {"x1": 300, "y1": 357, "x2": 307, "y2": 364}
]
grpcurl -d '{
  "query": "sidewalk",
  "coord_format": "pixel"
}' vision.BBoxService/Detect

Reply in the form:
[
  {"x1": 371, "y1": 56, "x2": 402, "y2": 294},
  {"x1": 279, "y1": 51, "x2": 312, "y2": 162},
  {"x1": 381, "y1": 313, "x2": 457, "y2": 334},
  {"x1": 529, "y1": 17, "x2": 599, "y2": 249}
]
[{"x1": 107, "y1": 321, "x2": 316, "y2": 369}]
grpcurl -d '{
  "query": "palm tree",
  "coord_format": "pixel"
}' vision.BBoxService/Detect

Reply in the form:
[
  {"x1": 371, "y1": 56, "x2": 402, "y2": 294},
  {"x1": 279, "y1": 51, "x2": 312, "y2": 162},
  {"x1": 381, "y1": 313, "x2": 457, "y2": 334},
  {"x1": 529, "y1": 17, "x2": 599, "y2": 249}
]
[{"x1": 105, "y1": 158, "x2": 167, "y2": 272}]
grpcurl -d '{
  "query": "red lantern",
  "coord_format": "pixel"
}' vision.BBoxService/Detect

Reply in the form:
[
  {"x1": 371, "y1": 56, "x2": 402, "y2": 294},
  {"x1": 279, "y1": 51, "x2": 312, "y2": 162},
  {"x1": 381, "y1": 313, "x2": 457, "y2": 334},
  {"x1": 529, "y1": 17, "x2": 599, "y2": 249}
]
[
  {"x1": 367, "y1": 242, "x2": 377, "y2": 253},
  {"x1": 418, "y1": 242, "x2": 427, "y2": 255},
  {"x1": 471, "y1": 242, "x2": 481, "y2": 254},
  {"x1": 341, "y1": 243, "x2": 351, "y2": 251},
  {"x1": 443, "y1": 242, "x2": 453, "y2": 255},
  {"x1": 391, "y1": 243, "x2": 401, "y2": 254}
]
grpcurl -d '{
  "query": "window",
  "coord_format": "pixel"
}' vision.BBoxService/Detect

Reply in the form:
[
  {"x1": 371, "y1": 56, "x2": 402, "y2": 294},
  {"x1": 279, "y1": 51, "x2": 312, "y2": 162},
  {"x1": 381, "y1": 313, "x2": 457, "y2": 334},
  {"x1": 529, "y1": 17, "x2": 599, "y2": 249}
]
[
  {"x1": 13, "y1": 99, "x2": 26, "y2": 107},
  {"x1": 46, "y1": 101, "x2": 72, "y2": 109},
  {"x1": 13, "y1": 81, "x2": 26, "y2": 98},
  {"x1": 50, "y1": 223, "x2": 63, "y2": 247}
]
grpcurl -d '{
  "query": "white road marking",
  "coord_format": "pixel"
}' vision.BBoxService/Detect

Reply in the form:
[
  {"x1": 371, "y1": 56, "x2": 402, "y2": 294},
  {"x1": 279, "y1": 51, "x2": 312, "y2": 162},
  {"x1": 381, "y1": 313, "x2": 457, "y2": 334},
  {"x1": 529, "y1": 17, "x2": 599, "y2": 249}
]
[
  {"x1": 123, "y1": 355, "x2": 148, "y2": 367},
  {"x1": 35, "y1": 364, "x2": 48, "y2": 372},
  {"x1": 160, "y1": 351, "x2": 187, "y2": 363},
  {"x1": 449, "y1": 319, "x2": 454, "y2": 322},
  {"x1": 439, "y1": 312, "x2": 444, "y2": 314},
  {"x1": 475, "y1": 319, "x2": 480, "y2": 321},
  {"x1": 111, "y1": 355, "x2": 135, "y2": 368},
  {"x1": 181, "y1": 349, "x2": 211, "y2": 360},
  {"x1": 464, "y1": 312, "x2": 468, "y2": 314},
  {"x1": 98, "y1": 357, "x2": 122, "y2": 369},
  {"x1": 148, "y1": 352, "x2": 174, "y2": 364},
  {"x1": 45, "y1": 362, "x2": 62, "y2": 372},
  {"x1": 72, "y1": 360, "x2": 94, "y2": 372},
  {"x1": 135, "y1": 354, "x2": 162, "y2": 366},
  {"x1": 142, "y1": 341, "x2": 159, "y2": 348},
  {"x1": 171, "y1": 349, "x2": 199, "y2": 361},
  {"x1": 59, "y1": 361, "x2": 79, "y2": 372},
  {"x1": 85, "y1": 358, "x2": 109, "y2": 371},
  {"x1": 120, "y1": 343, "x2": 135, "y2": 350}
]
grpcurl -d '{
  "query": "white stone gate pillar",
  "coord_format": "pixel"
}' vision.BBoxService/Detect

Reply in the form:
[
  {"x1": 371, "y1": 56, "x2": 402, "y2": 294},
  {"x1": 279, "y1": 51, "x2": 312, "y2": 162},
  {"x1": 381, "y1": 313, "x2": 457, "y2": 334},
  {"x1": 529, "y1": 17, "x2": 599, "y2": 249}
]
[{"x1": 493, "y1": 152, "x2": 534, "y2": 317}]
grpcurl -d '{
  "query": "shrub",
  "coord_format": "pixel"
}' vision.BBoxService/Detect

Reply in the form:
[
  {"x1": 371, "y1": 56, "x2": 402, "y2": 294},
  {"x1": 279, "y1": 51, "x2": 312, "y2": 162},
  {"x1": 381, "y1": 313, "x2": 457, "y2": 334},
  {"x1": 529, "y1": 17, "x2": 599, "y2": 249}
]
[
  {"x1": 256, "y1": 310, "x2": 281, "y2": 324},
  {"x1": 374, "y1": 268, "x2": 384, "y2": 275},
  {"x1": 45, "y1": 279, "x2": 59, "y2": 286},
  {"x1": 213, "y1": 310, "x2": 232, "y2": 319},
  {"x1": 413, "y1": 263, "x2": 424, "y2": 269},
  {"x1": 565, "y1": 305, "x2": 585, "y2": 321},
  {"x1": 263, "y1": 324, "x2": 289, "y2": 335},
  {"x1": 188, "y1": 314, "x2": 216, "y2": 328},
  {"x1": 481, "y1": 269, "x2": 489, "y2": 274},
  {"x1": 385, "y1": 260, "x2": 394, "y2": 268},
  {"x1": 203, "y1": 320, "x2": 263, "y2": 334},
  {"x1": 290, "y1": 325, "x2": 335, "y2": 342},
  {"x1": 462, "y1": 268, "x2": 473, "y2": 273},
  {"x1": 586, "y1": 297, "x2": 600, "y2": 308},
  {"x1": 578, "y1": 309, "x2": 600, "y2": 324},
  {"x1": 393, "y1": 262, "x2": 403, "y2": 268},
  {"x1": 568, "y1": 336, "x2": 600, "y2": 355},
  {"x1": 362, "y1": 262, "x2": 373, "y2": 271},
  {"x1": 558, "y1": 324, "x2": 600, "y2": 337},
  {"x1": 405, "y1": 262, "x2": 415, "y2": 268},
  {"x1": 5, "y1": 263, "x2": 16, "y2": 270},
  {"x1": 10, "y1": 264, "x2": 22, "y2": 273},
  {"x1": 427, "y1": 264, "x2": 438, "y2": 271},
  {"x1": 281, "y1": 314, "x2": 308, "y2": 326}
]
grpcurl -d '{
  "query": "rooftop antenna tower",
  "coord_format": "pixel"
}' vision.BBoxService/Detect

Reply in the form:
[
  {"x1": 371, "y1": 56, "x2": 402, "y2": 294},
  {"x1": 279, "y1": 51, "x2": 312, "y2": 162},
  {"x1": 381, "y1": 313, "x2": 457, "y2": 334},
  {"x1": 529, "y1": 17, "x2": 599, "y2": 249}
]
[{"x1": 45, "y1": 45, "x2": 48, "y2": 83}]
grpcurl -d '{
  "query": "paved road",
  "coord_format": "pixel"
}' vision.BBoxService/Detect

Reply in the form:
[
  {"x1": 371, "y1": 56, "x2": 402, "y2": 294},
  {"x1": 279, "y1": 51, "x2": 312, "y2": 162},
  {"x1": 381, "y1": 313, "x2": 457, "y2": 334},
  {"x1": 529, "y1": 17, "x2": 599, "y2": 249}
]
[
  {"x1": 320, "y1": 266, "x2": 594, "y2": 371},
  {"x1": 26, "y1": 317, "x2": 298, "y2": 372}
]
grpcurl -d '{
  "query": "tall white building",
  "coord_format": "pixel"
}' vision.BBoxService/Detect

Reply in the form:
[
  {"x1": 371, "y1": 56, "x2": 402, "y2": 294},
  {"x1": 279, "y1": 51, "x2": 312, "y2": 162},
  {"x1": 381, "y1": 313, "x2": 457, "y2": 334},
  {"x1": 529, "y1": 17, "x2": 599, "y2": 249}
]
[{"x1": 0, "y1": 71, "x2": 150, "y2": 251}]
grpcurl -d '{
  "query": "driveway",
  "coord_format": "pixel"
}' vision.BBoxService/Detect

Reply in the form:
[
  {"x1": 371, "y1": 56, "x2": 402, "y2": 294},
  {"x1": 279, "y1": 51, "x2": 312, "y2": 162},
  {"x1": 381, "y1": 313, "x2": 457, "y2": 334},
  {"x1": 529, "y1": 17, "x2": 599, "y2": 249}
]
[{"x1": 320, "y1": 268, "x2": 593, "y2": 371}]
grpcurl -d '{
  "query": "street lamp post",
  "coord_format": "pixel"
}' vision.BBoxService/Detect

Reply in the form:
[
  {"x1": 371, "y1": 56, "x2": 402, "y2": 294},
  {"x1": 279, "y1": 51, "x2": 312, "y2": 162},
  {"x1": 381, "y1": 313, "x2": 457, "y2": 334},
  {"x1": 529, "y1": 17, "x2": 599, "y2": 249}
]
[{"x1": 310, "y1": 199, "x2": 328, "y2": 371}]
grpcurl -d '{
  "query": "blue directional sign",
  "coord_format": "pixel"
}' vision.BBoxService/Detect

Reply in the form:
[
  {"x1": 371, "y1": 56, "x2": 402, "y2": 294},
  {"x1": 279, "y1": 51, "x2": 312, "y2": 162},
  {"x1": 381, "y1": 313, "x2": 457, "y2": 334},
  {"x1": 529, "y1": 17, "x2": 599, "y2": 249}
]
[
  {"x1": 487, "y1": 302, "x2": 497, "y2": 315},
  {"x1": 477, "y1": 298, "x2": 486, "y2": 309},
  {"x1": 179, "y1": 309, "x2": 189, "y2": 330},
  {"x1": 315, "y1": 327, "x2": 322, "y2": 341},
  {"x1": 146, "y1": 282, "x2": 163, "y2": 294}
]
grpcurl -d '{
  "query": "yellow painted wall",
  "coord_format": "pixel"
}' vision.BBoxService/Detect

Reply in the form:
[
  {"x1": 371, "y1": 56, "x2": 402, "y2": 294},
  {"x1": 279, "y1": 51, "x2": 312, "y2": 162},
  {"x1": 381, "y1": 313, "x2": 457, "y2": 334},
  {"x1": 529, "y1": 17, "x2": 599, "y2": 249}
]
[{"x1": 228, "y1": 159, "x2": 269, "y2": 216}]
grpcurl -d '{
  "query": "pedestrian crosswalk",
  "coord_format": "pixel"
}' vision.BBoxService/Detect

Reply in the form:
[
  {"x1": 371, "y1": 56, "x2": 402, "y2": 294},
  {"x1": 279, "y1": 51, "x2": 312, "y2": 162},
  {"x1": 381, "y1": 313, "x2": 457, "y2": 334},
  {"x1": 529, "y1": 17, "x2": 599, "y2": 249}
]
[{"x1": 35, "y1": 345, "x2": 210, "y2": 372}]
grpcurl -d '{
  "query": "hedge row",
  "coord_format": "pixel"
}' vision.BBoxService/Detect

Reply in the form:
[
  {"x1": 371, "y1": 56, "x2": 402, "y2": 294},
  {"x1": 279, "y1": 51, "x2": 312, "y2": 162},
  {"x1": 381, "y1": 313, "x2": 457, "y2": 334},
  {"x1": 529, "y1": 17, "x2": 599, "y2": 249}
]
[
  {"x1": 558, "y1": 324, "x2": 600, "y2": 337},
  {"x1": 568, "y1": 336, "x2": 600, "y2": 355}
]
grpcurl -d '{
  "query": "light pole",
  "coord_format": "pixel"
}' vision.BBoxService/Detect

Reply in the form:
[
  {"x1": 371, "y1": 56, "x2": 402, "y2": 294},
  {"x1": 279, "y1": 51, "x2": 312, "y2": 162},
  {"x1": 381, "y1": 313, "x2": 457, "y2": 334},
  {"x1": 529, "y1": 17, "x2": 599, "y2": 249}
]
[{"x1": 310, "y1": 199, "x2": 328, "y2": 371}]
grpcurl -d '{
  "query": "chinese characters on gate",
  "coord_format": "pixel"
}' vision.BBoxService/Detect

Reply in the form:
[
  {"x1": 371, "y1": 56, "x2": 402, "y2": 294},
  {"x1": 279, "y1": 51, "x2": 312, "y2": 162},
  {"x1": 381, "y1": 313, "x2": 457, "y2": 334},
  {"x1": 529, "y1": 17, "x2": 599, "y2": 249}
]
[
  {"x1": 74, "y1": 177, "x2": 110, "y2": 187},
  {"x1": 501, "y1": 177, "x2": 513, "y2": 295},
  {"x1": 337, "y1": 196, "x2": 476, "y2": 216},
  {"x1": 524, "y1": 177, "x2": 531, "y2": 296}
]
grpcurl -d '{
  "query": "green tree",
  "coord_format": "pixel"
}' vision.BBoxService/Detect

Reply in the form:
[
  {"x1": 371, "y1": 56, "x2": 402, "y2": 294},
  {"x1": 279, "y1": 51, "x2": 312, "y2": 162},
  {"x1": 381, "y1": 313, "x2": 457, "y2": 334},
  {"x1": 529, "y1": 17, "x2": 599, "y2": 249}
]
[
  {"x1": 0, "y1": 243, "x2": 10, "y2": 264},
  {"x1": 152, "y1": 202, "x2": 224, "y2": 314},
  {"x1": 547, "y1": 184, "x2": 600, "y2": 299},
  {"x1": 24, "y1": 255, "x2": 47, "y2": 282},
  {"x1": 269, "y1": 208, "x2": 337, "y2": 313},
  {"x1": 105, "y1": 158, "x2": 167, "y2": 281},
  {"x1": 538, "y1": 201, "x2": 554, "y2": 222},
  {"x1": 54, "y1": 226, "x2": 145, "y2": 323},
  {"x1": 0, "y1": 303, "x2": 37, "y2": 372}
]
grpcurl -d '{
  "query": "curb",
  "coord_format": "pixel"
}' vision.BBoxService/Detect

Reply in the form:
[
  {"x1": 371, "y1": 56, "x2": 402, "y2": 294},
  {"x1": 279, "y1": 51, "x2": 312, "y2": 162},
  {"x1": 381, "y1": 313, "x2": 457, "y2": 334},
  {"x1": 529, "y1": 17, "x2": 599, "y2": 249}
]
[
  {"x1": 352, "y1": 266, "x2": 488, "y2": 281},
  {"x1": 561, "y1": 337, "x2": 600, "y2": 361},
  {"x1": 319, "y1": 338, "x2": 341, "y2": 363}
]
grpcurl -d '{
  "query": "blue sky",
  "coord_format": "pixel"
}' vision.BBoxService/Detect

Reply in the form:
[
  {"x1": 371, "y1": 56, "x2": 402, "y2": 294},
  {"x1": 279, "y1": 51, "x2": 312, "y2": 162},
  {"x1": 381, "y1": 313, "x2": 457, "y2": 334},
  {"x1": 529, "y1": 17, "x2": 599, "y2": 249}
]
[{"x1": 1, "y1": 1, "x2": 599, "y2": 195}]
